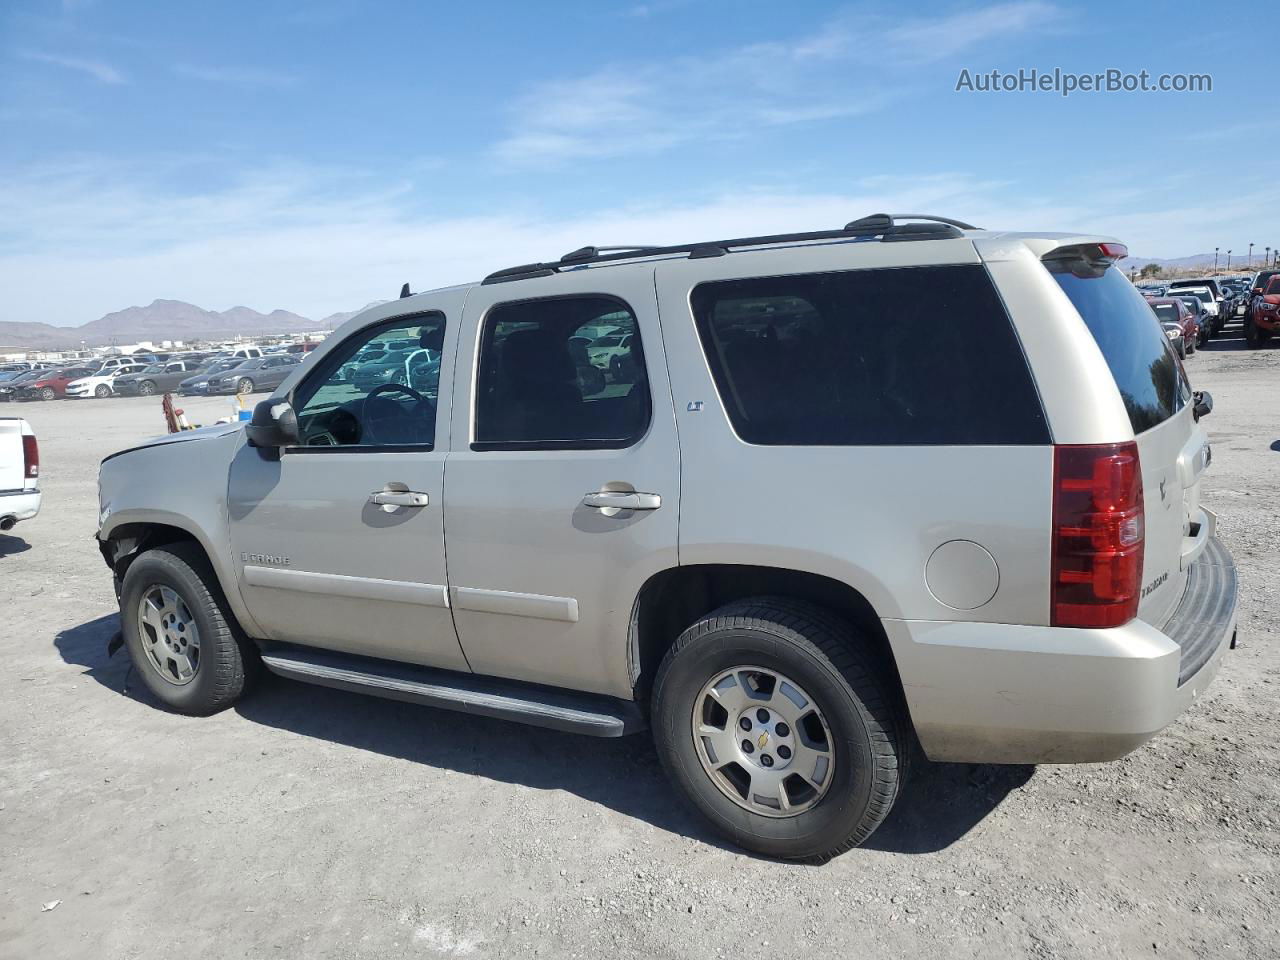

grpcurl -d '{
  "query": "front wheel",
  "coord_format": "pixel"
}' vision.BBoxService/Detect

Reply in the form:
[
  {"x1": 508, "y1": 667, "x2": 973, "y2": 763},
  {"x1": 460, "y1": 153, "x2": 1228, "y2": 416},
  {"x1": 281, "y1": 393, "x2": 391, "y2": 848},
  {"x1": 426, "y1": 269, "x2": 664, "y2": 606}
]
[
  {"x1": 138, "y1": 380, "x2": 157, "y2": 396},
  {"x1": 652, "y1": 598, "x2": 907, "y2": 862},
  {"x1": 119, "y1": 543, "x2": 258, "y2": 715},
  {"x1": 236, "y1": 377, "x2": 254, "y2": 394},
  {"x1": 40, "y1": 386, "x2": 56, "y2": 401},
  {"x1": 94, "y1": 384, "x2": 111, "y2": 398}
]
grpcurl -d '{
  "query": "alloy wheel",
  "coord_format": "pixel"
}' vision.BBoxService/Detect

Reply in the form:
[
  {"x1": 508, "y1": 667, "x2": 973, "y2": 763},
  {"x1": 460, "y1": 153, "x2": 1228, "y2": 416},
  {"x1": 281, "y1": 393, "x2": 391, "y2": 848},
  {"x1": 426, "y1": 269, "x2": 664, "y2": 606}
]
[
  {"x1": 692, "y1": 666, "x2": 835, "y2": 818},
  {"x1": 136, "y1": 585, "x2": 201, "y2": 685}
]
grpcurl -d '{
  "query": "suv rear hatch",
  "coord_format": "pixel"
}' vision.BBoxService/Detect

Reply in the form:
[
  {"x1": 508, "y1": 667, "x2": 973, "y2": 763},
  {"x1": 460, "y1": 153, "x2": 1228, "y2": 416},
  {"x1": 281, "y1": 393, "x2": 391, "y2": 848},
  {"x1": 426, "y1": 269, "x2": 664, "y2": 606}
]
[{"x1": 1046, "y1": 256, "x2": 1206, "y2": 628}]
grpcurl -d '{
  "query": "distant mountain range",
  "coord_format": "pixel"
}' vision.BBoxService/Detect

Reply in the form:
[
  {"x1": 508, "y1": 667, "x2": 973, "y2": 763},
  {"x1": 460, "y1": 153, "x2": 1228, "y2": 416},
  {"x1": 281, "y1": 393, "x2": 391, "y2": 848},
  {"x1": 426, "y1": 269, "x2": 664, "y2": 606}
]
[
  {"x1": 1123, "y1": 252, "x2": 1268, "y2": 274},
  {"x1": 0, "y1": 299, "x2": 379, "y2": 351}
]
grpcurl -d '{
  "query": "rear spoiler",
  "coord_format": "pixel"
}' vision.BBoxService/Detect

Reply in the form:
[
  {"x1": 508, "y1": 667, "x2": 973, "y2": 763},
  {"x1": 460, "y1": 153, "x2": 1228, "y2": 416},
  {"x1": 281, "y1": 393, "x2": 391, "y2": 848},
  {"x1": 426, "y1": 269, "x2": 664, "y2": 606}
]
[{"x1": 971, "y1": 232, "x2": 1127, "y2": 267}]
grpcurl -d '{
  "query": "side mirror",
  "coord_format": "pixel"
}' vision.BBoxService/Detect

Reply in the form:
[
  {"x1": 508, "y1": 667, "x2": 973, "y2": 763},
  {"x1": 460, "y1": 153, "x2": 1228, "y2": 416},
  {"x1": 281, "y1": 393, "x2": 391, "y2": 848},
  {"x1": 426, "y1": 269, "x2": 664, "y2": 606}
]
[
  {"x1": 1193, "y1": 390, "x2": 1213, "y2": 421},
  {"x1": 245, "y1": 399, "x2": 299, "y2": 449}
]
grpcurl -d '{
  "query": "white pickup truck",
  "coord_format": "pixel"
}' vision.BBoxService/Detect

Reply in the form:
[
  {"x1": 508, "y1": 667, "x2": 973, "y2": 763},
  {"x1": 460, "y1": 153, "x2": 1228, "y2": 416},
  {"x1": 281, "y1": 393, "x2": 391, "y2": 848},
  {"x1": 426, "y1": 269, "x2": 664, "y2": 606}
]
[{"x1": 0, "y1": 417, "x2": 40, "y2": 531}]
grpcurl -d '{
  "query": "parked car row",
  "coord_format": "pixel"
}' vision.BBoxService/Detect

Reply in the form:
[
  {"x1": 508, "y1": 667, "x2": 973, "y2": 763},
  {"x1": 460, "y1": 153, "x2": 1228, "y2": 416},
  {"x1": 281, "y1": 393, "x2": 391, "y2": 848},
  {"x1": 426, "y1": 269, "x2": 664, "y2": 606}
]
[
  {"x1": 0, "y1": 346, "x2": 306, "y2": 401},
  {"x1": 1136, "y1": 271, "x2": 1280, "y2": 351}
]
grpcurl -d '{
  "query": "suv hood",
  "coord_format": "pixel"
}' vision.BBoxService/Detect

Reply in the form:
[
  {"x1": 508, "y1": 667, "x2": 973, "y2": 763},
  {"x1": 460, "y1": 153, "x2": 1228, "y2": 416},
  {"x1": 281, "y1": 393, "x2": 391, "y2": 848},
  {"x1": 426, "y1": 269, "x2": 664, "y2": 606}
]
[{"x1": 103, "y1": 421, "x2": 243, "y2": 464}]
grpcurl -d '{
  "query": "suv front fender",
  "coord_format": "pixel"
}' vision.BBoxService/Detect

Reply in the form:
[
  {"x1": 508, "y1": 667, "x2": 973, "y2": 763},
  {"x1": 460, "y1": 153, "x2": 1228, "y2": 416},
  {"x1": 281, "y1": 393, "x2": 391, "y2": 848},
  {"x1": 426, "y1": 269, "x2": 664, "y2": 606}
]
[{"x1": 97, "y1": 429, "x2": 266, "y2": 639}]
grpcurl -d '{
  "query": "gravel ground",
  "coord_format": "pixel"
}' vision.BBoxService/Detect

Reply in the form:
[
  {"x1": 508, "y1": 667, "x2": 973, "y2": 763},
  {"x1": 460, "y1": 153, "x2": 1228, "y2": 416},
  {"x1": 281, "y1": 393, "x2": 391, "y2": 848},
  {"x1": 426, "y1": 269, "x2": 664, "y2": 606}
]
[{"x1": 1, "y1": 328, "x2": 1277, "y2": 960}]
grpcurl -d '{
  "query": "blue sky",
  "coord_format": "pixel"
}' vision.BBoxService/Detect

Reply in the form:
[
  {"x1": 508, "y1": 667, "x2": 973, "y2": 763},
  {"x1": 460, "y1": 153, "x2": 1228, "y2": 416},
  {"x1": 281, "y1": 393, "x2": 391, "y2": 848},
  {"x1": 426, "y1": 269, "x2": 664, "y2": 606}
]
[{"x1": 1, "y1": 0, "x2": 1275, "y2": 325}]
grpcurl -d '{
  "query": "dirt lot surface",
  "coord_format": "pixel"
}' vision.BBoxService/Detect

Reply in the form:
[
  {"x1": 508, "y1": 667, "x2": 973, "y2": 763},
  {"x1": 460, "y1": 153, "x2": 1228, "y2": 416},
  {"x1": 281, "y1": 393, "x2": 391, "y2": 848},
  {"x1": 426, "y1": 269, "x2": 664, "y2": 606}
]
[{"x1": 2, "y1": 330, "x2": 1278, "y2": 960}]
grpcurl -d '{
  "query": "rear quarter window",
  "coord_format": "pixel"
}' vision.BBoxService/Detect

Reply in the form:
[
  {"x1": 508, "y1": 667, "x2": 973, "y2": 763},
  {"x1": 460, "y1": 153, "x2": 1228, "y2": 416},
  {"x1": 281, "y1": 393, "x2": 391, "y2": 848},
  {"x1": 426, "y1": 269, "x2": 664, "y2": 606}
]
[
  {"x1": 1050, "y1": 266, "x2": 1190, "y2": 433},
  {"x1": 689, "y1": 264, "x2": 1049, "y2": 446}
]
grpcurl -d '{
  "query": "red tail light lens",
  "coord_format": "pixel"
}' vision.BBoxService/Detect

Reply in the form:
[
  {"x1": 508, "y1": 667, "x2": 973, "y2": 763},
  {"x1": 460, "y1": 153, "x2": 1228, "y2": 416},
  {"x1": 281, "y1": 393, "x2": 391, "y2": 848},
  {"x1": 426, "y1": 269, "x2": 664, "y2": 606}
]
[
  {"x1": 22, "y1": 434, "x2": 39, "y2": 479},
  {"x1": 1051, "y1": 442, "x2": 1144, "y2": 628}
]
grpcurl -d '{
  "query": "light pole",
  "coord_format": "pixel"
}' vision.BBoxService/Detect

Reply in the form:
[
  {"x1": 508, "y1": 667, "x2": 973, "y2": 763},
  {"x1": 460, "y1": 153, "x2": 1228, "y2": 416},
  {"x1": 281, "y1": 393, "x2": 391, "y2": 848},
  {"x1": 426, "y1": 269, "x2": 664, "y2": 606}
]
[
  {"x1": 1214, "y1": 247, "x2": 1219, "y2": 271},
  {"x1": 1248, "y1": 243, "x2": 1254, "y2": 267},
  {"x1": 1227, "y1": 249, "x2": 1232, "y2": 270},
  {"x1": 1267, "y1": 247, "x2": 1272, "y2": 271}
]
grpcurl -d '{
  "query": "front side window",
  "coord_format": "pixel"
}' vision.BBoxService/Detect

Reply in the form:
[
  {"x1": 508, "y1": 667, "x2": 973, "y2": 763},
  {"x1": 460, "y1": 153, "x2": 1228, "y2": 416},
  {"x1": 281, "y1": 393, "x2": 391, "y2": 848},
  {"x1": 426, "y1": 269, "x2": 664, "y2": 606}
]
[
  {"x1": 292, "y1": 314, "x2": 444, "y2": 448},
  {"x1": 690, "y1": 265, "x2": 1049, "y2": 445},
  {"x1": 474, "y1": 296, "x2": 650, "y2": 449}
]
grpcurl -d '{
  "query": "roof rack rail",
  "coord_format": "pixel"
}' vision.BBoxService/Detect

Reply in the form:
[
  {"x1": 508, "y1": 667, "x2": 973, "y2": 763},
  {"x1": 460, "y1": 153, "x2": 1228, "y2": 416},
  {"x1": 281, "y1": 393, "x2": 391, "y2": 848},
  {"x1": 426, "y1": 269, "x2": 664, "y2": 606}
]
[
  {"x1": 560, "y1": 245, "x2": 662, "y2": 264},
  {"x1": 482, "y1": 213, "x2": 980, "y2": 284},
  {"x1": 846, "y1": 214, "x2": 980, "y2": 231}
]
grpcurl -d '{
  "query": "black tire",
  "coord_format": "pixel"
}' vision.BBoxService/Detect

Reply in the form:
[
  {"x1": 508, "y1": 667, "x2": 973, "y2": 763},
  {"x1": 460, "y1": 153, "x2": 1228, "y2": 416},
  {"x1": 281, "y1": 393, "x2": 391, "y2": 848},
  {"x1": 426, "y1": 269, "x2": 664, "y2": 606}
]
[
  {"x1": 1245, "y1": 317, "x2": 1262, "y2": 349},
  {"x1": 119, "y1": 542, "x2": 259, "y2": 715},
  {"x1": 40, "y1": 386, "x2": 56, "y2": 401},
  {"x1": 236, "y1": 377, "x2": 254, "y2": 394},
  {"x1": 95, "y1": 384, "x2": 111, "y2": 398},
  {"x1": 138, "y1": 380, "x2": 156, "y2": 396},
  {"x1": 652, "y1": 597, "x2": 907, "y2": 862}
]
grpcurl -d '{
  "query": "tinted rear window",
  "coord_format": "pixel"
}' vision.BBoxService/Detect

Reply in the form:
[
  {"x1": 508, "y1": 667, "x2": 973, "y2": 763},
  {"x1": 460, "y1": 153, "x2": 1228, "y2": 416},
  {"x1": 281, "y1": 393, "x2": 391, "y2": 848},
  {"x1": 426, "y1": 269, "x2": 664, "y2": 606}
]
[
  {"x1": 689, "y1": 264, "x2": 1048, "y2": 445},
  {"x1": 1152, "y1": 304, "x2": 1181, "y2": 324},
  {"x1": 1051, "y1": 266, "x2": 1189, "y2": 433}
]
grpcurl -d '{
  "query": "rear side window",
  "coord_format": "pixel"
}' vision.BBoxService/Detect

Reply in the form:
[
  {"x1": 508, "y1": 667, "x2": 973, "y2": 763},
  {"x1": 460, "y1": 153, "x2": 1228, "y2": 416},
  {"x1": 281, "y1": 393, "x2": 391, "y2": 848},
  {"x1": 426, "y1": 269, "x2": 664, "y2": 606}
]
[
  {"x1": 474, "y1": 296, "x2": 651, "y2": 450},
  {"x1": 689, "y1": 265, "x2": 1048, "y2": 445},
  {"x1": 1051, "y1": 266, "x2": 1190, "y2": 433}
]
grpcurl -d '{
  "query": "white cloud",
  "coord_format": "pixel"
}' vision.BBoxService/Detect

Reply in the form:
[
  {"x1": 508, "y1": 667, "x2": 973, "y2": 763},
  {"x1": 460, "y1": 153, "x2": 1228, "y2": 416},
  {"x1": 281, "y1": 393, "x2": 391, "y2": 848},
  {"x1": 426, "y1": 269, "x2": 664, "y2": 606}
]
[
  {"x1": 882, "y1": 1, "x2": 1063, "y2": 63},
  {"x1": 20, "y1": 50, "x2": 125, "y2": 84},
  {"x1": 6, "y1": 159, "x2": 1271, "y2": 329},
  {"x1": 173, "y1": 63, "x2": 299, "y2": 88},
  {"x1": 494, "y1": 2, "x2": 1060, "y2": 166}
]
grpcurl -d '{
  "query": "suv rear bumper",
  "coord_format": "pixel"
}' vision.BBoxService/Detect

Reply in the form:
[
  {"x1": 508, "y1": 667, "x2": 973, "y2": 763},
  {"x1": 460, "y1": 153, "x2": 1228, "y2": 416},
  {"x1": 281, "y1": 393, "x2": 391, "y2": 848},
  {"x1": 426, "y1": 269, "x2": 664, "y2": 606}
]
[{"x1": 884, "y1": 534, "x2": 1238, "y2": 764}]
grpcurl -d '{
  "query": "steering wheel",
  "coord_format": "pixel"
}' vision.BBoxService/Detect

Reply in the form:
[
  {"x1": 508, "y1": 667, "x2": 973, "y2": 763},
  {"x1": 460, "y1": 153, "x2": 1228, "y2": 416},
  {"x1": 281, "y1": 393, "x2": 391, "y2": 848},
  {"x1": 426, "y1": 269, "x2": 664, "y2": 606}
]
[{"x1": 361, "y1": 382, "x2": 427, "y2": 445}]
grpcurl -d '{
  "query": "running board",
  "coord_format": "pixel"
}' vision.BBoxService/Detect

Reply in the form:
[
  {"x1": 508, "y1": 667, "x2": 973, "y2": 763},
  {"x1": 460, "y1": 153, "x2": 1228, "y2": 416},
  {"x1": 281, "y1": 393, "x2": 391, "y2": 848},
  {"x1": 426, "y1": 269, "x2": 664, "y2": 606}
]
[{"x1": 259, "y1": 645, "x2": 645, "y2": 737}]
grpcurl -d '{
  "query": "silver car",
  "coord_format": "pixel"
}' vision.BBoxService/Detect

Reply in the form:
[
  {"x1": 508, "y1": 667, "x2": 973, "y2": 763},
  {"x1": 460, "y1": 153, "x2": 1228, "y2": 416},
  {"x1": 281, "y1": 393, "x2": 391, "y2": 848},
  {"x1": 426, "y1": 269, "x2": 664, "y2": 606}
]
[{"x1": 96, "y1": 214, "x2": 1237, "y2": 861}]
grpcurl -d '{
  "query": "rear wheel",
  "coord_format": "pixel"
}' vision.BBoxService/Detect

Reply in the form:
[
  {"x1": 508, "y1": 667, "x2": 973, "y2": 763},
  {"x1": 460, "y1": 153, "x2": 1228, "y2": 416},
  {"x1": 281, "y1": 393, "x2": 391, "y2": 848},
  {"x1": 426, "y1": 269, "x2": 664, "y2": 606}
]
[
  {"x1": 652, "y1": 598, "x2": 906, "y2": 862},
  {"x1": 119, "y1": 543, "x2": 258, "y2": 715},
  {"x1": 94, "y1": 384, "x2": 111, "y2": 398},
  {"x1": 40, "y1": 386, "x2": 56, "y2": 401},
  {"x1": 138, "y1": 380, "x2": 157, "y2": 396},
  {"x1": 236, "y1": 377, "x2": 254, "y2": 394}
]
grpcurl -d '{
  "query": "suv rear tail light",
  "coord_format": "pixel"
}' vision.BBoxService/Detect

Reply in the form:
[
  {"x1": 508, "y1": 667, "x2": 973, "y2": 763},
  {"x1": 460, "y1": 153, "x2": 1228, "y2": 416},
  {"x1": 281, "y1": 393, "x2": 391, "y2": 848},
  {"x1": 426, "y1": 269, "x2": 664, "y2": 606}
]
[
  {"x1": 22, "y1": 434, "x2": 39, "y2": 479},
  {"x1": 1051, "y1": 442, "x2": 1144, "y2": 628}
]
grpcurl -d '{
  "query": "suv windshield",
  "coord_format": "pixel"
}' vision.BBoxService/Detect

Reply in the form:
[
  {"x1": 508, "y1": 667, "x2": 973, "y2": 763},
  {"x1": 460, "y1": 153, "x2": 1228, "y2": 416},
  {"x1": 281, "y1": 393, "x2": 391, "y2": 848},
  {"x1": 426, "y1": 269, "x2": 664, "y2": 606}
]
[{"x1": 1050, "y1": 265, "x2": 1191, "y2": 433}]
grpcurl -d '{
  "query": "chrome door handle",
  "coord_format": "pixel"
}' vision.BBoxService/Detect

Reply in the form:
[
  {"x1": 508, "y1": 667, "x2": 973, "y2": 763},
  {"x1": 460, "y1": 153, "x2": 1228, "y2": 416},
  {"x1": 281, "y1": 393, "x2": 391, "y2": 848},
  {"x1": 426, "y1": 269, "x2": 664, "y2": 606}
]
[
  {"x1": 369, "y1": 490, "x2": 430, "y2": 507},
  {"x1": 582, "y1": 491, "x2": 662, "y2": 512}
]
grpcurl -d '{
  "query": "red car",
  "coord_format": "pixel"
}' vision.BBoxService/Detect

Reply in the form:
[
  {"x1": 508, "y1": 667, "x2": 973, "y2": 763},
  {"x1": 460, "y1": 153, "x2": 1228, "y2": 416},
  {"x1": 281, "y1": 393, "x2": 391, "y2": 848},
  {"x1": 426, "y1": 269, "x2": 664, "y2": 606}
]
[
  {"x1": 15, "y1": 366, "x2": 100, "y2": 401},
  {"x1": 1245, "y1": 276, "x2": 1280, "y2": 349},
  {"x1": 1145, "y1": 297, "x2": 1201, "y2": 353}
]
